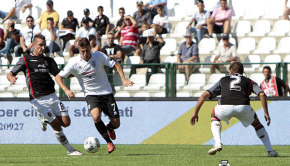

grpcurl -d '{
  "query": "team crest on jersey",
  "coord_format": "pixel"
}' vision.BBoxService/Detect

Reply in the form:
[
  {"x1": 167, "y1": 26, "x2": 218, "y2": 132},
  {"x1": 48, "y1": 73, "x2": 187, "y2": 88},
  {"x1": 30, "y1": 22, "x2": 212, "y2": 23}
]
[
  {"x1": 92, "y1": 61, "x2": 96, "y2": 67},
  {"x1": 44, "y1": 60, "x2": 48, "y2": 66}
]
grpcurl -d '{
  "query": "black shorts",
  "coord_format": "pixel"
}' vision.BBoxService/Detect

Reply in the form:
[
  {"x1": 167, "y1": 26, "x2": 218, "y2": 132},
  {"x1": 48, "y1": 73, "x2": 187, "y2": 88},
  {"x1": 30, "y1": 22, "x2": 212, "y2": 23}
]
[
  {"x1": 213, "y1": 24, "x2": 224, "y2": 34},
  {"x1": 85, "y1": 94, "x2": 119, "y2": 118},
  {"x1": 160, "y1": 27, "x2": 168, "y2": 34}
]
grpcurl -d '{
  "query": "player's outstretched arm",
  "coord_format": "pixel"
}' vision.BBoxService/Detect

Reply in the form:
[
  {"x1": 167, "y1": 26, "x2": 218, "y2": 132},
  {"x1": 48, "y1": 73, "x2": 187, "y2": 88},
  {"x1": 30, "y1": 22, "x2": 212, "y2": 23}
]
[
  {"x1": 7, "y1": 72, "x2": 18, "y2": 85},
  {"x1": 55, "y1": 74, "x2": 75, "y2": 99},
  {"x1": 259, "y1": 92, "x2": 270, "y2": 126},
  {"x1": 190, "y1": 91, "x2": 211, "y2": 126},
  {"x1": 113, "y1": 62, "x2": 134, "y2": 87}
]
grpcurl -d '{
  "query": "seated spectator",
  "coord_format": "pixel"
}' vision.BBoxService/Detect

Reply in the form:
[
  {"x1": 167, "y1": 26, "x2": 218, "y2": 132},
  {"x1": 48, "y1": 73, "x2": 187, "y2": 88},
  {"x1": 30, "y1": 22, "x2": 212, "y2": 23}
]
[
  {"x1": 210, "y1": 33, "x2": 237, "y2": 73},
  {"x1": 133, "y1": 1, "x2": 152, "y2": 28},
  {"x1": 261, "y1": 66, "x2": 290, "y2": 96},
  {"x1": 145, "y1": 0, "x2": 168, "y2": 18},
  {"x1": 206, "y1": 0, "x2": 232, "y2": 38},
  {"x1": 39, "y1": 0, "x2": 59, "y2": 30},
  {"x1": 81, "y1": 8, "x2": 94, "y2": 27},
  {"x1": 136, "y1": 22, "x2": 150, "y2": 56},
  {"x1": 0, "y1": 0, "x2": 32, "y2": 23},
  {"x1": 89, "y1": 35, "x2": 100, "y2": 52},
  {"x1": 130, "y1": 30, "x2": 165, "y2": 83},
  {"x1": 16, "y1": 16, "x2": 41, "y2": 57},
  {"x1": 68, "y1": 18, "x2": 96, "y2": 58},
  {"x1": 60, "y1": 10, "x2": 79, "y2": 50},
  {"x1": 177, "y1": 30, "x2": 199, "y2": 81},
  {"x1": 284, "y1": 0, "x2": 290, "y2": 20},
  {"x1": 101, "y1": 33, "x2": 123, "y2": 93},
  {"x1": 119, "y1": 16, "x2": 139, "y2": 57},
  {"x1": 42, "y1": 17, "x2": 61, "y2": 56},
  {"x1": 101, "y1": 33, "x2": 123, "y2": 63},
  {"x1": 110, "y1": 7, "x2": 126, "y2": 40},
  {"x1": 0, "y1": 20, "x2": 20, "y2": 62},
  {"x1": 151, "y1": 5, "x2": 171, "y2": 35},
  {"x1": 0, "y1": 28, "x2": 5, "y2": 50},
  {"x1": 186, "y1": 0, "x2": 210, "y2": 42},
  {"x1": 94, "y1": 6, "x2": 110, "y2": 38}
]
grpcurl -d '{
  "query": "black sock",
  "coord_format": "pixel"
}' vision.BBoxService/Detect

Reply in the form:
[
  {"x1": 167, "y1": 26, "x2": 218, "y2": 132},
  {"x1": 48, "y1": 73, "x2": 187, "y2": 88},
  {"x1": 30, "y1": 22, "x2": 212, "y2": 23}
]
[
  {"x1": 95, "y1": 121, "x2": 112, "y2": 143},
  {"x1": 107, "y1": 122, "x2": 116, "y2": 131}
]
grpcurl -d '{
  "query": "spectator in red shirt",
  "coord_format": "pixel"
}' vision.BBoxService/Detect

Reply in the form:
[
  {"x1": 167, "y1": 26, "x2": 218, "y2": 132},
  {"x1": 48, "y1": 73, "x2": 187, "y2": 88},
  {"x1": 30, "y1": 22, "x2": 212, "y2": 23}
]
[
  {"x1": 206, "y1": 0, "x2": 232, "y2": 38},
  {"x1": 119, "y1": 16, "x2": 139, "y2": 57}
]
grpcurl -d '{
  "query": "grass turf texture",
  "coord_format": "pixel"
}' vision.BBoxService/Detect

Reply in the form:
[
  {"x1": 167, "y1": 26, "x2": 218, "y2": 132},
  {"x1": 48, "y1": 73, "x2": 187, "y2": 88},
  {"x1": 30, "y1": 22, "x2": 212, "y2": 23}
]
[{"x1": 0, "y1": 144, "x2": 289, "y2": 166}]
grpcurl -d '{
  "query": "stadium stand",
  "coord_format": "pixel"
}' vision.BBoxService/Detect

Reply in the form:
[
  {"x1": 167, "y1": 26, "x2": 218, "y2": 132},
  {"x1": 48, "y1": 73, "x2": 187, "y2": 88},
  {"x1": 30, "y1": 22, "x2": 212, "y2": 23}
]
[{"x1": 0, "y1": 0, "x2": 290, "y2": 98}]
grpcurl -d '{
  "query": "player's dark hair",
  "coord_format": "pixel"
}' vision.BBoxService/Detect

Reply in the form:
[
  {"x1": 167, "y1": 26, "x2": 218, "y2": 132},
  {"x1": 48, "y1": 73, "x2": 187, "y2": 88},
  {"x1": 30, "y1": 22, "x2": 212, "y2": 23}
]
[
  {"x1": 78, "y1": 37, "x2": 90, "y2": 47},
  {"x1": 157, "y1": 5, "x2": 164, "y2": 9},
  {"x1": 229, "y1": 62, "x2": 244, "y2": 74},
  {"x1": 263, "y1": 66, "x2": 271, "y2": 72},
  {"x1": 33, "y1": 34, "x2": 46, "y2": 43},
  {"x1": 220, "y1": 0, "x2": 227, "y2": 2},
  {"x1": 197, "y1": 0, "x2": 204, "y2": 4},
  {"x1": 47, "y1": 17, "x2": 54, "y2": 22},
  {"x1": 98, "y1": 6, "x2": 104, "y2": 10},
  {"x1": 88, "y1": 35, "x2": 96, "y2": 41},
  {"x1": 119, "y1": 7, "x2": 125, "y2": 11},
  {"x1": 26, "y1": 15, "x2": 34, "y2": 21}
]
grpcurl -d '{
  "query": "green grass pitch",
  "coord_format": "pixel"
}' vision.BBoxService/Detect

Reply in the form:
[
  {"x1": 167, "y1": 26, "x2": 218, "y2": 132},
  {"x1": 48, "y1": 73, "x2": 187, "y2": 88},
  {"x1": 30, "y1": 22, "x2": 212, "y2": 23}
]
[{"x1": 0, "y1": 144, "x2": 289, "y2": 166}]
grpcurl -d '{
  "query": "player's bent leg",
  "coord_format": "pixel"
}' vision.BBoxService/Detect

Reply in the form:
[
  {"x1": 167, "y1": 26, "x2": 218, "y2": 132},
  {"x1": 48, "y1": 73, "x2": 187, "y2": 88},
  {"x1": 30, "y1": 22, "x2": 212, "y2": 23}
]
[
  {"x1": 49, "y1": 118, "x2": 82, "y2": 155},
  {"x1": 106, "y1": 117, "x2": 120, "y2": 140},
  {"x1": 55, "y1": 116, "x2": 71, "y2": 127},
  {"x1": 208, "y1": 113, "x2": 223, "y2": 155},
  {"x1": 90, "y1": 108, "x2": 115, "y2": 154},
  {"x1": 251, "y1": 116, "x2": 279, "y2": 157}
]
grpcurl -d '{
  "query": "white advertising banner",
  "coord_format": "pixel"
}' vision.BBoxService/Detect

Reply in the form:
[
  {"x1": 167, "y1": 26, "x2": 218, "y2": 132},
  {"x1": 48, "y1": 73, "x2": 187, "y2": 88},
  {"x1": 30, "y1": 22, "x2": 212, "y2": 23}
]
[{"x1": 0, "y1": 100, "x2": 195, "y2": 144}]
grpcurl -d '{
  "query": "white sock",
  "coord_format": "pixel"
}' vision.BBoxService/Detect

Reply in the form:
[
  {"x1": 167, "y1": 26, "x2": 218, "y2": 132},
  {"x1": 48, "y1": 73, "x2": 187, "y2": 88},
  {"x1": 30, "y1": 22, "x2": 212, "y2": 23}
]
[
  {"x1": 211, "y1": 121, "x2": 222, "y2": 145},
  {"x1": 256, "y1": 127, "x2": 273, "y2": 152},
  {"x1": 54, "y1": 130, "x2": 74, "y2": 152}
]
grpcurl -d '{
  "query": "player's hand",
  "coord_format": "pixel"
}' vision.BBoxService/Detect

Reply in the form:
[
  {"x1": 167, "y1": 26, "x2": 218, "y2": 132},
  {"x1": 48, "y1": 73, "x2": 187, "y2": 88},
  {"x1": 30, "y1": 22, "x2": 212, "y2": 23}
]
[
  {"x1": 65, "y1": 89, "x2": 75, "y2": 99},
  {"x1": 265, "y1": 115, "x2": 271, "y2": 126},
  {"x1": 190, "y1": 114, "x2": 199, "y2": 126},
  {"x1": 9, "y1": 76, "x2": 18, "y2": 84},
  {"x1": 123, "y1": 80, "x2": 134, "y2": 87}
]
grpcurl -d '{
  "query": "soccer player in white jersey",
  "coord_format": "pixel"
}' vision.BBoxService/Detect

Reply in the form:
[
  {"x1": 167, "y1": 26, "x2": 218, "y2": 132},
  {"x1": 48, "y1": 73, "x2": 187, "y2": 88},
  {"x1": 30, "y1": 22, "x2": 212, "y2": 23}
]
[
  {"x1": 55, "y1": 38, "x2": 134, "y2": 154},
  {"x1": 190, "y1": 62, "x2": 279, "y2": 157}
]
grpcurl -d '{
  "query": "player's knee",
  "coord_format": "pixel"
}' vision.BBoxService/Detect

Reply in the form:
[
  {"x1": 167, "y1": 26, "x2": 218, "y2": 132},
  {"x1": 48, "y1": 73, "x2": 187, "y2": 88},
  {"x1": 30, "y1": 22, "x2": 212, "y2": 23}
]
[
  {"x1": 62, "y1": 121, "x2": 71, "y2": 127},
  {"x1": 114, "y1": 122, "x2": 120, "y2": 129}
]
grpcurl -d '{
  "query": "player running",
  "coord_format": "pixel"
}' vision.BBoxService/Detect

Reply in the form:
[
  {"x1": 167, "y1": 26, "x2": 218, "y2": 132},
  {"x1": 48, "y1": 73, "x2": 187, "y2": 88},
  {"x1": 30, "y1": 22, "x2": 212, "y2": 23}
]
[
  {"x1": 7, "y1": 34, "x2": 82, "y2": 155},
  {"x1": 55, "y1": 37, "x2": 133, "y2": 154},
  {"x1": 190, "y1": 62, "x2": 280, "y2": 157}
]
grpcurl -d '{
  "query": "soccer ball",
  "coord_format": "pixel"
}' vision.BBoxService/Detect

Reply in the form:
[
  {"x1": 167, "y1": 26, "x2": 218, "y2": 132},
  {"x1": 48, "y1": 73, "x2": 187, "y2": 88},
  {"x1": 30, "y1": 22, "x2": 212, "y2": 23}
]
[{"x1": 84, "y1": 137, "x2": 100, "y2": 153}]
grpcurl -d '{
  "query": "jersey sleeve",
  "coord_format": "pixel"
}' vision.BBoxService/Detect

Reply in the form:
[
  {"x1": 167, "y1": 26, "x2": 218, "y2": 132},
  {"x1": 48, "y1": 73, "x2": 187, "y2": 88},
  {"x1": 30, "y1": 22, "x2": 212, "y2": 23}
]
[
  {"x1": 251, "y1": 81, "x2": 263, "y2": 95},
  {"x1": 49, "y1": 58, "x2": 60, "y2": 76},
  {"x1": 58, "y1": 58, "x2": 75, "y2": 78},
  {"x1": 207, "y1": 80, "x2": 221, "y2": 99},
  {"x1": 99, "y1": 52, "x2": 116, "y2": 68},
  {"x1": 10, "y1": 57, "x2": 26, "y2": 76}
]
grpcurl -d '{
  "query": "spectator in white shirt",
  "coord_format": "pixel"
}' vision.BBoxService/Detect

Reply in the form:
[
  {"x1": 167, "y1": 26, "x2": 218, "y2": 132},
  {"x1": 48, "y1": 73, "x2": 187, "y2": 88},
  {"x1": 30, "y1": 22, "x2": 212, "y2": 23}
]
[
  {"x1": 42, "y1": 17, "x2": 61, "y2": 56},
  {"x1": 186, "y1": 0, "x2": 210, "y2": 42},
  {"x1": 15, "y1": 15, "x2": 41, "y2": 57},
  {"x1": 0, "y1": 0, "x2": 32, "y2": 23},
  {"x1": 151, "y1": 5, "x2": 171, "y2": 35},
  {"x1": 68, "y1": 18, "x2": 96, "y2": 58},
  {"x1": 210, "y1": 33, "x2": 237, "y2": 73}
]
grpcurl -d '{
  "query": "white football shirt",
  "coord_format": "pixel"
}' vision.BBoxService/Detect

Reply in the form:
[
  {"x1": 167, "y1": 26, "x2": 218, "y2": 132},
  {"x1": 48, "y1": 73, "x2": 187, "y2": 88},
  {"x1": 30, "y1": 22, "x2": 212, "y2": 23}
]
[
  {"x1": 59, "y1": 51, "x2": 116, "y2": 96},
  {"x1": 20, "y1": 25, "x2": 41, "y2": 46}
]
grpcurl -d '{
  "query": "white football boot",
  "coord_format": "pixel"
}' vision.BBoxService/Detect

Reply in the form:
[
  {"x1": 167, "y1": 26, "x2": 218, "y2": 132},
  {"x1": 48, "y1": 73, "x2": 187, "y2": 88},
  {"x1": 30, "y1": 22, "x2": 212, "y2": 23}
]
[
  {"x1": 268, "y1": 150, "x2": 280, "y2": 157},
  {"x1": 67, "y1": 150, "x2": 83, "y2": 156},
  {"x1": 208, "y1": 143, "x2": 223, "y2": 155}
]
